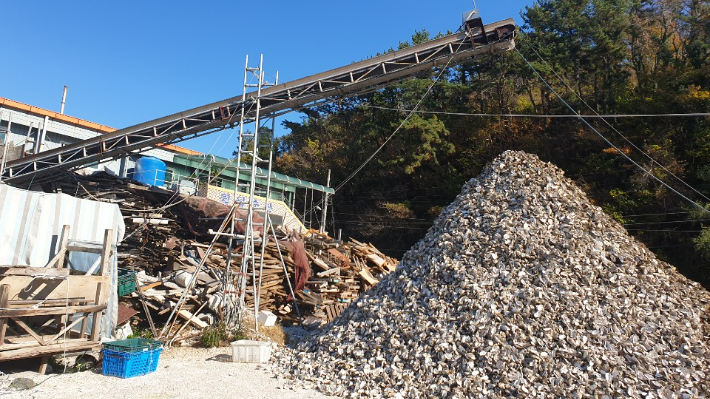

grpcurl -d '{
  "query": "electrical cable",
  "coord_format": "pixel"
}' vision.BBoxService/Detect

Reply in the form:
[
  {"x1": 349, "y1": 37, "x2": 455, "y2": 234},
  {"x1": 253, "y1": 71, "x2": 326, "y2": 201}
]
[
  {"x1": 332, "y1": 38, "x2": 469, "y2": 194},
  {"x1": 524, "y1": 43, "x2": 710, "y2": 204},
  {"x1": 362, "y1": 105, "x2": 710, "y2": 118},
  {"x1": 621, "y1": 211, "x2": 691, "y2": 217},
  {"x1": 516, "y1": 47, "x2": 710, "y2": 216},
  {"x1": 623, "y1": 219, "x2": 710, "y2": 226}
]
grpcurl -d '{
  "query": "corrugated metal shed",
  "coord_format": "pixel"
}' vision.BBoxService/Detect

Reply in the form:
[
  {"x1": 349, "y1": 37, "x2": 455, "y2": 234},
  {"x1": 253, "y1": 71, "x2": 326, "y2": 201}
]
[{"x1": 0, "y1": 182, "x2": 125, "y2": 337}]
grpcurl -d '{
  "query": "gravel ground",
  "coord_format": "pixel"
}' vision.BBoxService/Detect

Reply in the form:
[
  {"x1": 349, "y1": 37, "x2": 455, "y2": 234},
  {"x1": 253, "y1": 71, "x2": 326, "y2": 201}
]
[{"x1": 0, "y1": 347, "x2": 334, "y2": 399}]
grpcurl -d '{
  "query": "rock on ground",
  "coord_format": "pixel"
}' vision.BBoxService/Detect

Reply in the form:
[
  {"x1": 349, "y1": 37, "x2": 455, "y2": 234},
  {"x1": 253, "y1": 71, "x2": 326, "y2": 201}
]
[{"x1": 273, "y1": 150, "x2": 710, "y2": 398}]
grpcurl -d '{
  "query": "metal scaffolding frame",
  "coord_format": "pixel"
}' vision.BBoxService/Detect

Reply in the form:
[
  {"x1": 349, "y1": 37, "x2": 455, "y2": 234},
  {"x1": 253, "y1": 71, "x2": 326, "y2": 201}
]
[{"x1": 221, "y1": 56, "x2": 299, "y2": 329}]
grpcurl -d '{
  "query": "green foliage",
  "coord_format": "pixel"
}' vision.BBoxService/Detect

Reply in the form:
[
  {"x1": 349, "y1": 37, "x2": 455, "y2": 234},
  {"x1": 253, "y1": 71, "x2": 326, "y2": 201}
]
[
  {"x1": 200, "y1": 323, "x2": 245, "y2": 348},
  {"x1": 693, "y1": 227, "x2": 710, "y2": 261},
  {"x1": 128, "y1": 326, "x2": 153, "y2": 339}
]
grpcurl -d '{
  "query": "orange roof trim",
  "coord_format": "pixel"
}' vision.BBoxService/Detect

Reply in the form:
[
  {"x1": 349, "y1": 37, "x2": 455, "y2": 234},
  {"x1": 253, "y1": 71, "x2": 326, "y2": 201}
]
[
  {"x1": 0, "y1": 96, "x2": 203, "y2": 156},
  {"x1": 157, "y1": 143, "x2": 202, "y2": 155},
  {"x1": 0, "y1": 97, "x2": 115, "y2": 133}
]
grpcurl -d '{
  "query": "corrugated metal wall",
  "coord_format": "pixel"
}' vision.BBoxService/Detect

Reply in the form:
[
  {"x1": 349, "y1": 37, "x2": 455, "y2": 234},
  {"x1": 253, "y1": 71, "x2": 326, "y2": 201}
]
[{"x1": 0, "y1": 182, "x2": 125, "y2": 337}]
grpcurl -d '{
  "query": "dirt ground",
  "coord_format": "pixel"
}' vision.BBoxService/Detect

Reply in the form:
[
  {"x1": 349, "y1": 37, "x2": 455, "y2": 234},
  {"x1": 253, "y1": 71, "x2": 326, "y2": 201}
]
[{"x1": 0, "y1": 346, "x2": 334, "y2": 399}]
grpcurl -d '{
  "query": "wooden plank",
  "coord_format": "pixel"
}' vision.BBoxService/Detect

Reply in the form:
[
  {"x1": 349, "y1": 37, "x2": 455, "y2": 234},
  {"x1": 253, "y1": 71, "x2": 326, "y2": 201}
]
[
  {"x1": 90, "y1": 283, "x2": 105, "y2": 342},
  {"x1": 10, "y1": 318, "x2": 47, "y2": 346},
  {"x1": 316, "y1": 268, "x2": 341, "y2": 278},
  {"x1": 80, "y1": 311, "x2": 89, "y2": 339},
  {"x1": 66, "y1": 243, "x2": 103, "y2": 254},
  {"x1": 177, "y1": 309, "x2": 208, "y2": 329},
  {"x1": 139, "y1": 281, "x2": 162, "y2": 292},
  {"x1": 0, "y1": 285, "x2": 8, "y2": 347},
  {"x1": 10, "y1": 298, "x2": 86, "y2": 306},
  {"x1": 0, "y1": 305, "x2": 105, "y2": 318},
  {"x1": 38, "y1": 356, "x2": 49, "y2": 374},
  {"x1": 99, "y1": 229, "x2": 114, "y2": 276},
  {"x1": 52, "y1": 225, "x2": 70, "y2": 269},
  {"x1": 327, "y1": 249, "x2": 350, "y2": 265},
  {"x1": 131, "y1": 218, "x2": 168, "y2": 225},
  {"x1": 0, "y1": 267, "x2": 70, "y2": 277},
  {"x1": 48, "y1": 314, "x2": 86, "y2": 343},
  {"x1": 366, "y1": 253, "x2": 386, "y2": 268},
  {"x1": 358, "y1": 268, "x2": 379, "y2": 286},
  {"x1": 312, "y1": 258, "x2": 330, "y2": 271},
  {"x1": 0, "y1": 341, "x2": 101, "y2": 361},
  {"x1": 0, "y1": 275, "x2": 110, "y2": 305}
]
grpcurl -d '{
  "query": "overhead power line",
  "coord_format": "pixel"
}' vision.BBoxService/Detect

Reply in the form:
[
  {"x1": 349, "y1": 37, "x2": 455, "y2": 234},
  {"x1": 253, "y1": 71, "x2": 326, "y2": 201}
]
[
  {"x1": 516, "y1": 47, "x2": 710, "y2": 217},
  {"x1": 524, "y1": 43, "x2": 710, "y2": 205},
  {"x1": 364, "y1": 105, "x2": 710, "y2": 118}
]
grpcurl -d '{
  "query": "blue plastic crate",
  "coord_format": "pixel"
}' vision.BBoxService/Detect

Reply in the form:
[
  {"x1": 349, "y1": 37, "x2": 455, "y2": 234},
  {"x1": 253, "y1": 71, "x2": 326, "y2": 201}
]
[
  {"x1": 102, "y1": 347, "x2": 162, "y2": 378},
  {"x1": 103, "y1": 338, "x2": 161, "y2": 353}
]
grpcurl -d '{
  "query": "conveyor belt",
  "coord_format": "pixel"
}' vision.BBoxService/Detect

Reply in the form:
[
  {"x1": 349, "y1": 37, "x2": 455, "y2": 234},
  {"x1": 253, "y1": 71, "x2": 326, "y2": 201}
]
[{"x1": 3, "y1": 18, "x2": 516, "y2": 183}]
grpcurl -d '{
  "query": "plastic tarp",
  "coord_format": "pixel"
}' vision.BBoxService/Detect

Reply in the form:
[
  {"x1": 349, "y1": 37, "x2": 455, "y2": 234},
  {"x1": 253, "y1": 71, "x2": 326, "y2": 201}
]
[{"x1": 0, "y1": 182, "x2": 125, "y2": 338}]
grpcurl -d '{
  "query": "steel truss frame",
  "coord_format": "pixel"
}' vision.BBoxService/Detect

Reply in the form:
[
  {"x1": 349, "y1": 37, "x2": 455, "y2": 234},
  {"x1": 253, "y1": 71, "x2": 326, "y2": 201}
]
[{"x1": 3, "y1": 19, "x2": 515, "y2": 183}]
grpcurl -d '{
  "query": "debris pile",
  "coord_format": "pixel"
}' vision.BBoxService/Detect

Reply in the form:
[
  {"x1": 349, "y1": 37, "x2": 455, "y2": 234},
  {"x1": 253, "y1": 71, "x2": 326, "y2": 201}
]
[
  {"x1": 44, "y1": 172, "x2": 398, "y2": 336},
  {"x1": 132, "y1": 234, "x2": 396, "y2": 336},
  {"x1": 273, "y1": 151, "x2": 710, "y2": 398}
]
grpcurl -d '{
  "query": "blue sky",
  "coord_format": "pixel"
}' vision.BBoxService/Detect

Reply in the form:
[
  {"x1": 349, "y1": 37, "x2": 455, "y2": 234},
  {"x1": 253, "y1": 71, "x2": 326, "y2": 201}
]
[{"x1": 0, "y1": 0, "x2": 531, "y2": 157}]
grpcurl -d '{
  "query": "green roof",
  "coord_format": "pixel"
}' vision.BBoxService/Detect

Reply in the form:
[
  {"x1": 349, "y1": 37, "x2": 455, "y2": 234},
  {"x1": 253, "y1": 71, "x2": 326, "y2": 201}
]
[{"x1": 172, "y1": 154, "x2": 334, "y2": 194}]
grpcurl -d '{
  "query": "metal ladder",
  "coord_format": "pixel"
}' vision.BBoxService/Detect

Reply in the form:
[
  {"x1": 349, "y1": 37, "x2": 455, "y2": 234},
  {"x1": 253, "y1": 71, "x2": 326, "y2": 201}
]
[{"x1": 223, "y1": 55, "x2": 280, "y2": 330}]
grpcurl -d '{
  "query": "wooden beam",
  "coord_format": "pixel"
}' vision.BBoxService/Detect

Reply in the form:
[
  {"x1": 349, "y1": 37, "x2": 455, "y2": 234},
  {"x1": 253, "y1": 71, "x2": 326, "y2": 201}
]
[
  {"x1": 54, "y1": 225, "x2": 71, "y2": 269},
  {"x1": 177, "y1": 309, "x2": 208, "y2": 329},
  {"x1": 0, "y1": 267, "x2": 70, "y2": 277},
  {"x1": 38, "y1": 356, "x2": 49, "y2": 374},
  {"x1": 99, "y1": 229, "x2": 114, "y2": 276},
  {"x1": 139, "y1": 281, "x2": 162, "y2": 292},
  {"x1": 10, "y1": 298, "x2": 86, "y2": 306},
  {"x1": 10, "y1": 318, "x2": 47, "y2": 346},
  {"x1": 89, "y1": 283, "x2": 104, "y2": 342},
  {"x1": 0, "y1": 341, "x2": 101, "y2": 361},
  {"x1": 48, "y1": 314, "x2": 86, "y2": 343},
  {"x1": 0, "y1": 285, "x2": 8, "y2": 347},
  {"x1": 0, "y1": 305, "x2": 105, "y2": 318},
  {"x1": 66, "y1": 243, "x2": 103, "y2": 254}
]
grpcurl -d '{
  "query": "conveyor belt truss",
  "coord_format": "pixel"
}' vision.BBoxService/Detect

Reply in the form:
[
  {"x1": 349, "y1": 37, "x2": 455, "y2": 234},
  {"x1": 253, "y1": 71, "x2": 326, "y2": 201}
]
[{"x1": 3, "y1": 18, "x2": 515, "y2": 183}]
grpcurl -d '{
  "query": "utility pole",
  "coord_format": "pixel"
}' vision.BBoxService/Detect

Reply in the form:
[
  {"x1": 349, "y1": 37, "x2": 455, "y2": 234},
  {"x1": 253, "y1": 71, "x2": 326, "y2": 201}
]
[
  {"x1": 60, "y1": 86, "x2": 68, "y2": 115},
  {"x1": 320, "y1": 169, "x2": 331, "y2": 235}
]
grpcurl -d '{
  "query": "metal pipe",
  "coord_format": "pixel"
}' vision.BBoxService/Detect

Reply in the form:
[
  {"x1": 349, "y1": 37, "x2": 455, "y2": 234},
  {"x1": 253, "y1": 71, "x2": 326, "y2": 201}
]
[
  {"x1": 60, "y1": 85, "x2": 68, "y2": 115},
  {"x1": 23, "y1": 122, "x2": 33, "y2": 156},
  {"x1": 223, "y1": 54, "x2": 251, "y2": 328},
  {"x1": 320, "y1": 169, "x2": 331, "y2": 234},
  {"x1": 0, "y1": 113, "x2": 11, "y2": 182},
  {"x1": 256, "y1": 69, "x2": 279, "y2": 320},
  {"x1": 35, "y1": 116, "x2": 48, "y2": 154},
  {"x1": 250, "y1": 54, "x2": 266, "y2": 333}
]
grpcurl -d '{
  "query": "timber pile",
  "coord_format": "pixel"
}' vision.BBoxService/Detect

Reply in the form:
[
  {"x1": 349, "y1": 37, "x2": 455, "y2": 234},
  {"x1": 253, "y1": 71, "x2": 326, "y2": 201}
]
[
  {"x1": 43, "y1": 171, "x2": 399, "y2": 337},
  {"x1": 45, "y1": 172, "x2": 182, "y2": 275},
  {"x1": 302, "y1": 233, "x2": 398, "y2": 323},
  {"x1": 132, "y1": 232, "x2": 398, "y2": 337}
]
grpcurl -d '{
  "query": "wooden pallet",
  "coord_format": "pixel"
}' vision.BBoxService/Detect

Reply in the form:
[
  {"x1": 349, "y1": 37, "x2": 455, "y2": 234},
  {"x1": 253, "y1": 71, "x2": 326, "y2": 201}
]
[{"x1": 324, "y1": 303, "x2": 349, "y2": 322}]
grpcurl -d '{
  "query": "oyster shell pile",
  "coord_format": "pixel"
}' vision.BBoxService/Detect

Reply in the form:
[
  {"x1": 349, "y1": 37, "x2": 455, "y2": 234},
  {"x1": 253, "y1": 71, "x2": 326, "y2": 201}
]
[{"x1": 273, "y1": 151, "x2": 710, "y2": 398}]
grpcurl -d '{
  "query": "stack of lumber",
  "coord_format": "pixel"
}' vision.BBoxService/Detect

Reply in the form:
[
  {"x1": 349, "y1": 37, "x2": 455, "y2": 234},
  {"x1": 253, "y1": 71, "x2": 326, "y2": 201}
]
[
  {"x1": 44, "y1": 172, "x2": 181, "y2": 274},
  {"x1": 298, "y1": 232, "x2": 398, "y2": 323},
  {"x1": 42, "y1": 172, "x2": 400, "y2": 335}
]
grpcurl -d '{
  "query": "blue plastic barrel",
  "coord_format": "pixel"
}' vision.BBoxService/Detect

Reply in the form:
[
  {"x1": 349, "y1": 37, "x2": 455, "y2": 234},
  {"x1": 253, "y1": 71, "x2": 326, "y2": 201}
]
[{"x1": 134, "y1": 156, "x2": 166, "y2": 187}]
